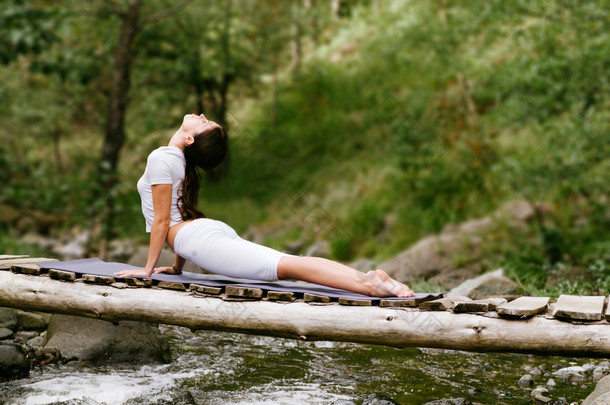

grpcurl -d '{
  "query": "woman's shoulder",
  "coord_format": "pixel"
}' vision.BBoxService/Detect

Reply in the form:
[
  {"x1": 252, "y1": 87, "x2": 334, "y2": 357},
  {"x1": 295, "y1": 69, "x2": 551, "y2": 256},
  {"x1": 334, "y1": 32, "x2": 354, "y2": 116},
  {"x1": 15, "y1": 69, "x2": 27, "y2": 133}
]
[{"x1": 147, "y1": 146, "x2": 185, "y2": 164}]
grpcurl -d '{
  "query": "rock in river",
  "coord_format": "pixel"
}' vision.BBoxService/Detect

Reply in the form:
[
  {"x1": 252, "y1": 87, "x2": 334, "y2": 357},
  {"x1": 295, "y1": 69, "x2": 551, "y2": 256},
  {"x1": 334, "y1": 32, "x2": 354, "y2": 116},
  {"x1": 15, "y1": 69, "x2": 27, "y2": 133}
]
[{"x1": 44, "y1": 315, "x2": 170, "y2": 364}]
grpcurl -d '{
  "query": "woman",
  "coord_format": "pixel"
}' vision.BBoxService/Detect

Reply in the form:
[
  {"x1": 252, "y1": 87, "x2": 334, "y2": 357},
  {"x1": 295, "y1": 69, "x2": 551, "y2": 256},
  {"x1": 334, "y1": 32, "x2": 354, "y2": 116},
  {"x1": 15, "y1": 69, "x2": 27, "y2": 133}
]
[{"x1": 114, "y1": 114, "x2": 415, "y2": 298}]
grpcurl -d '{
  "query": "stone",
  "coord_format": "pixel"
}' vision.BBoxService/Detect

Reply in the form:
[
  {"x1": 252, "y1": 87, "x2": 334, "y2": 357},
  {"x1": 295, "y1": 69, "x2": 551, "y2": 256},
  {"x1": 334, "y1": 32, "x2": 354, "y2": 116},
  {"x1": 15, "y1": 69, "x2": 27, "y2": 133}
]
[
  {"x1": 447, "y1": 269, "x2": 521, "y2": 299},
  {"x1": 362, "y1": 393, "x2": 400, "y2": 405},
  {"x1": 16, "y1": 310, "x2": 50, "y2": 331},
  {"x1": 14, "y1": 331, "x2": 38, "y2": 341},
  {"x1": 348, "y1": 258, "x2": 376, "y2": 272},
  {"x1": 497, "y1": 297, "x2": 550, "y2": 318},
  {"x1": 591, "y1": 392, "x2": 610, "y2": 405},
  {"x1": 452, "y1": 298, "x2": 506, "y2": 313},
  {"x1": 338, "y1": 298, "x2": 373, "y2": 306},
  {"x1": 305, "y1": 240, "x2": 331, "y2": 258},
  {"x1": 378, "y1": 201, "x2": 539, "y2": 282},
  {"x1": 583, "y1": 375, "x2": 610, "y2": 405},
  {"x1": 547, "y1": 378, "x2": 556, "y2": 387},
  {"x1": 190, "y1": 284, "x2": 223, "y2": 295},
  {"x1": 10, "y1": 263, "x2": 42, "y2": 275},
  {"x1": 44, "y1": 314, "x2": 170, "y2": 364},
  {"x1": 49, "y1": 269, "x2": 77, "y2": 281},
  {"x1": 27, "y1": 336, "x2": 45, "y2": 347},
  {"x1": 0, "y1": 328, "x2": 13, "y2": 339},
  {"x1": 419, "y1": 296, "x2": 471, "y2": 311},
  {"x1": 0, "y1": 308, "x2": 18, "y2": 331},
  {"x1": 225, "y1": 286, "x2": 263, "y2": 299},
  {"x1": 530, "y1": 367, "x2": 543, "y2": 376},
  {"x1": 552, "y1": 295, "x2": 606, "y2": 321},
  {"x1": 553, "y1": 366, "x2": 587, "y2": 383},
  {"x1": 304, "y1": 293, "x2": 331, "y2": 303},
  {"x1": 421, "y1": 399, "x2": 472, "y2": 405},
  {"x1": 518, "y1": 374, "x2": 534, "y2": 387},
  {"x1": 266, "y1": 291, "x2": 296, "y2": 301},
  {"x1": 82, "y1": 274, "x2": 116, "y2": 285},
  {"x1": 0, "y1": 342, "x2": 30, "y2": 379}
]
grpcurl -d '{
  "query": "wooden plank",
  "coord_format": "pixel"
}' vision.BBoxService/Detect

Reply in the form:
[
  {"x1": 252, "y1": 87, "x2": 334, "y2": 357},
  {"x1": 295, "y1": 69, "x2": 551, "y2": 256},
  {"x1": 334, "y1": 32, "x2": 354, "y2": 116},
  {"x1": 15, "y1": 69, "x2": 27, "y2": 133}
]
[
  {"x1": 420, "y1": 296, "x2": 471, "y2": 311},
  {"x1": 157, "y1": 281, "x2": 187, "y2": 291},
  {"x1": 266, "y1": 291, "x2": 296, "y2": 302},
  {"x1": 338, "y1": 298, "x2": 373, "y2": 306},
  {"x1": 2, "y1": 270, "x2": 610, "y2": 357},
  {"x1": 552, "y1": 295, "x2": 606, "y2": 321},
  {"x1": 124, "y1": 277, "x2": 154, "y2": 287},
  {"x1": 497, "y1": 297, "x2": 550, "y2": 318},
  {"x1": 0, "y1": 258, "x2": 57, "y2": 270},
  {"x1": 82, "y1": 274, "x2": 116, "y2": 285},
  {"x1": 190, "y1": 284, "x2": 223, "y2": 295},
  {"x1": 304, "y1": 293, "x2": 331, "y2": 303},
  {"x1": 0, "y1": 255, "x2": 30, "y2": 260},
  {"x1": 225, "y1": 285, "x2": 263, "y2": 299},
  {"x1": 49, "y1": 269, "x2": 77, "y2": 281},
  {"x1": 11, "y1": 264, "x2": 44, "y2": 276}
]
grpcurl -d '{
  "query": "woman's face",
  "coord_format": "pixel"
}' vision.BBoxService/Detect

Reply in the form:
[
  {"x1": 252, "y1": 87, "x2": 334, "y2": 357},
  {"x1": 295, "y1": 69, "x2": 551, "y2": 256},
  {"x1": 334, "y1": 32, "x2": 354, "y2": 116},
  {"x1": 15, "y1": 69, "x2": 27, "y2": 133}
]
[{"x1": 181, "y1": 113, "x2": 220, "y2": 135}]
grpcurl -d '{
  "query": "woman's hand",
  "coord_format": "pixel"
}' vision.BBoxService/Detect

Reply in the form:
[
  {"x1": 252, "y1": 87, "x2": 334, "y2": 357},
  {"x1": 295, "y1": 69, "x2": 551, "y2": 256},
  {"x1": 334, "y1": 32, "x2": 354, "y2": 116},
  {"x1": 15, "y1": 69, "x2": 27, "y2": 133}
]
[
  {"x1": 113, "y1": 269, "x2": 153, "y2": 278},
  {"x1": 153, "y1": 266, "x2": 182, "y2": 275}
]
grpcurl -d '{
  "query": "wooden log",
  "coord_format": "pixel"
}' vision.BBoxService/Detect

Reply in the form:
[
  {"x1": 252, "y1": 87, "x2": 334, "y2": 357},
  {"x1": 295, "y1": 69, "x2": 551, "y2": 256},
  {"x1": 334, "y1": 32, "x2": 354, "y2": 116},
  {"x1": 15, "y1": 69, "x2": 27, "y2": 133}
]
[
  {"x1": 49, "y1": 269, "x2": 77, "y2": 281},
  {"x1": 497, "y1": 297, "x2": 550, "y2": 319},
  {"x1": 0, "y1": 258, "x2": 57, "y2": 270},
  {"x1": 1, "y1": 270, "x2": 609, "y2": 357},
  {"x1": 0, "y1": 255, "x2": 30, "y2": 260},
  {"x1": 553, "y1": 295, "x2": 606, "y2": 321}
]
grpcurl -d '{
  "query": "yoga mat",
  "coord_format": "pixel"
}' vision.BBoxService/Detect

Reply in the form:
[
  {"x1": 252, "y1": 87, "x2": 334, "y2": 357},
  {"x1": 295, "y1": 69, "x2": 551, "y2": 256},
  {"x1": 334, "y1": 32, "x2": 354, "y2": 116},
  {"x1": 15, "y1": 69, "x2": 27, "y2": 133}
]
[{"x1": 38, "y1": 258, "x2": 445, "y2": 301}]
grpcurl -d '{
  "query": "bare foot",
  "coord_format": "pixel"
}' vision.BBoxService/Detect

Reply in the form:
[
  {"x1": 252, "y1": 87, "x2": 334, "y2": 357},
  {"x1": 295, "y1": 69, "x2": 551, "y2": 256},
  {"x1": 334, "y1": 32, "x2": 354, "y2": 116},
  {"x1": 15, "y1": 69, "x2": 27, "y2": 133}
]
[{"x1": 363, "y1": 269, "x2": 415, "y2": 298}]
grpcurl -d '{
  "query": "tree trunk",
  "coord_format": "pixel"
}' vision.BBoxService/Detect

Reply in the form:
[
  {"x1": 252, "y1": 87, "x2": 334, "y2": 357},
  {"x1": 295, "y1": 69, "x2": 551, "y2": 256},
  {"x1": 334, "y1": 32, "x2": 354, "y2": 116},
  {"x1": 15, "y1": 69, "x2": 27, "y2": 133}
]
[
  {"x1": 1, "y1": 270, "x2": 609, "y2": 357},
  {"x1": 95, "y1": 0, "x2": 142, "y2": 255}
]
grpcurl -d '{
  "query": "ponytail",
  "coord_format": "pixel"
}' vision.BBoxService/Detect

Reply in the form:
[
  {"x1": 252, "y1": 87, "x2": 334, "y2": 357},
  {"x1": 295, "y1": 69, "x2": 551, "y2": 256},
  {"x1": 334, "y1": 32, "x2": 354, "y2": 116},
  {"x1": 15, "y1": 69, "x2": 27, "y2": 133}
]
[
  {"x1": 179, "y1": 125, "x2": 227, "y2": 221},
  {"x1": 178, "y1": 164, "x2": 205, "y2": 220}
]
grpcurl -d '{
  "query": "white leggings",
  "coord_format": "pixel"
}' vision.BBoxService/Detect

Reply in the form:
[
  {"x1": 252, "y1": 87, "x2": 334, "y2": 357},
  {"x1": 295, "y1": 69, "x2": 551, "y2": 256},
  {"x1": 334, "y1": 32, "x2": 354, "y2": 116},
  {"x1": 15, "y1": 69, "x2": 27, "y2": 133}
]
[{"x1": 173, "y1": 218, "x2": 289, "y2": 280}]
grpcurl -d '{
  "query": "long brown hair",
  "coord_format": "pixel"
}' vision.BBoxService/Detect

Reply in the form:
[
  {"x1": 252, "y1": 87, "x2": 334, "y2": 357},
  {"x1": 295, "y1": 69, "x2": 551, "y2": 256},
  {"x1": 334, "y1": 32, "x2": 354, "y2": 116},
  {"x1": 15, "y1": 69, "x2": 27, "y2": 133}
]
[{"x1": 179, "y1": 125, "x2": 227, "y2": 220}]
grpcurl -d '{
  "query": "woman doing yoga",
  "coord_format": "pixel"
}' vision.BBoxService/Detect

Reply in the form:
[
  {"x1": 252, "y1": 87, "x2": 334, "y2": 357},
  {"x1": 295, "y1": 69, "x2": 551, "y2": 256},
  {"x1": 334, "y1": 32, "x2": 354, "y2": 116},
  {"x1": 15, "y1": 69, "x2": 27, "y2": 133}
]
[{"x1": 114, "y1": 114, "x2": 415, "y2": 298}]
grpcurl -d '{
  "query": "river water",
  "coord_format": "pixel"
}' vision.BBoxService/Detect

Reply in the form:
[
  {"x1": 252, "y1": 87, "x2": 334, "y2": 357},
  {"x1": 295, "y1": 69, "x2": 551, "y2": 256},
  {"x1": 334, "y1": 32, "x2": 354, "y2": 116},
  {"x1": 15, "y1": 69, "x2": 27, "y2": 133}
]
[{"x1": 0, "y1": 325, "x2": 599, "y2": 404}]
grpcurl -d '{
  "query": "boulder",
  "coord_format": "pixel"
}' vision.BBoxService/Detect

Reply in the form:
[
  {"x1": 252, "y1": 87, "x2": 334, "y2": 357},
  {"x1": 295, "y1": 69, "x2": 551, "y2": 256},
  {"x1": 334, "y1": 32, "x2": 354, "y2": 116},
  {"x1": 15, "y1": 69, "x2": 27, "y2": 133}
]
[
  {"x1": 0, "y1": 308, "x2": 17, "y2": 331},
  {"x1": 44, "y1": 314, "x2": 170, "y2": 364},
  {"x1": 348, "y1": 258, "x2": 376, "y2": 272},
  {"x1": 16, "y1": 310, "x2": 50, "y2": 331},
  {"x1": 583, "y1": 375, "x2": 610, "y2": 405},
  {"x1": 378, "y1": 201, "x2": 543, "y2": 282},
  {"x1": 447, "y1": 269, "x2": 521, "y2": 299},
  {"x1": 0, "y1": 342, "x2": 30, "y2": 379}
]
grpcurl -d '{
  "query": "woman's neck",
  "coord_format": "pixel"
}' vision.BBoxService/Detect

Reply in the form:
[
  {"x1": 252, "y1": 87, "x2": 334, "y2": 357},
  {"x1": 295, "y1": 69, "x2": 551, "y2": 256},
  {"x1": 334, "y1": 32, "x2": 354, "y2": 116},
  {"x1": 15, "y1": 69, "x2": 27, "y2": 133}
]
[{"x1": 168, "y1": 129, "x2": 186, "y2": 150}]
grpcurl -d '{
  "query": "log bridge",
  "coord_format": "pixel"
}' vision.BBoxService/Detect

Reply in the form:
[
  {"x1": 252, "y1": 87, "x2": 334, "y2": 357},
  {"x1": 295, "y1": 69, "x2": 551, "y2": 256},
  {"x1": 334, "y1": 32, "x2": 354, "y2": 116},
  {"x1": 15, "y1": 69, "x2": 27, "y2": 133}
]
[{"x1": 1, "y1": 255, "x2": 609, "y2": 357}]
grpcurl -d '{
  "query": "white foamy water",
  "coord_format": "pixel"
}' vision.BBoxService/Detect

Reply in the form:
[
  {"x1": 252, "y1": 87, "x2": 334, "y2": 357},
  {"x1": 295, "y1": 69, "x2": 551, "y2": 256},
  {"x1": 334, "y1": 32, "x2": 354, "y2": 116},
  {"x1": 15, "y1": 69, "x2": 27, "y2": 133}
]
[
  {"x1": 199, "y1": 381, "x2": 355, "y2": 405},
  {"x1": 9, "y1": 365, "x2": 206, "y2": 405}
]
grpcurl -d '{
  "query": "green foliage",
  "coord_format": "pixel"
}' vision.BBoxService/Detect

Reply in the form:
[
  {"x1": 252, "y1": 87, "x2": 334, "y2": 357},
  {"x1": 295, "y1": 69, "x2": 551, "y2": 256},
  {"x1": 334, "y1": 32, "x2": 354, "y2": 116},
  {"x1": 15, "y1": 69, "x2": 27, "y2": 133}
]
[{"x1": 1, "y1": 0, "x2": 609, "y2": 296}]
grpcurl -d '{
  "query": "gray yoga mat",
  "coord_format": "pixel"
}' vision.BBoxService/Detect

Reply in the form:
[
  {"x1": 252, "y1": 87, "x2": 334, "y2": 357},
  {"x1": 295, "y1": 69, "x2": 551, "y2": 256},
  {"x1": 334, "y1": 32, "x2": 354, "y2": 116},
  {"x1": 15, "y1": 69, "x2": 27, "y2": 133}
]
[{"x1": 38, "y1": 258, "x2": 444, "y2": 301}]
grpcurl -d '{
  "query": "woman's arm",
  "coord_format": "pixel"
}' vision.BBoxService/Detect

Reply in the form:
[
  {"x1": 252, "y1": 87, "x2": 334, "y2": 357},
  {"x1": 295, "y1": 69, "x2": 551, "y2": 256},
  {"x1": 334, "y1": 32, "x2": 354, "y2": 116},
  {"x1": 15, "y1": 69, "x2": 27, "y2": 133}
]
[{"x1": 115, "y1": 184, "x2": 172, "y2": 278}]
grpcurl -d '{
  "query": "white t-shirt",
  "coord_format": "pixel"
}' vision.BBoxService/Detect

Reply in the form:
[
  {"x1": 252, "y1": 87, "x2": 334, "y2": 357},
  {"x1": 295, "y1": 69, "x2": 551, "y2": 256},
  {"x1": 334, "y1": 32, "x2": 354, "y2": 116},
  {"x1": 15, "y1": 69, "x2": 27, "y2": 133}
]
[{"x1": 137, "y1": 146, "x2": 185, "y2": 232}]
